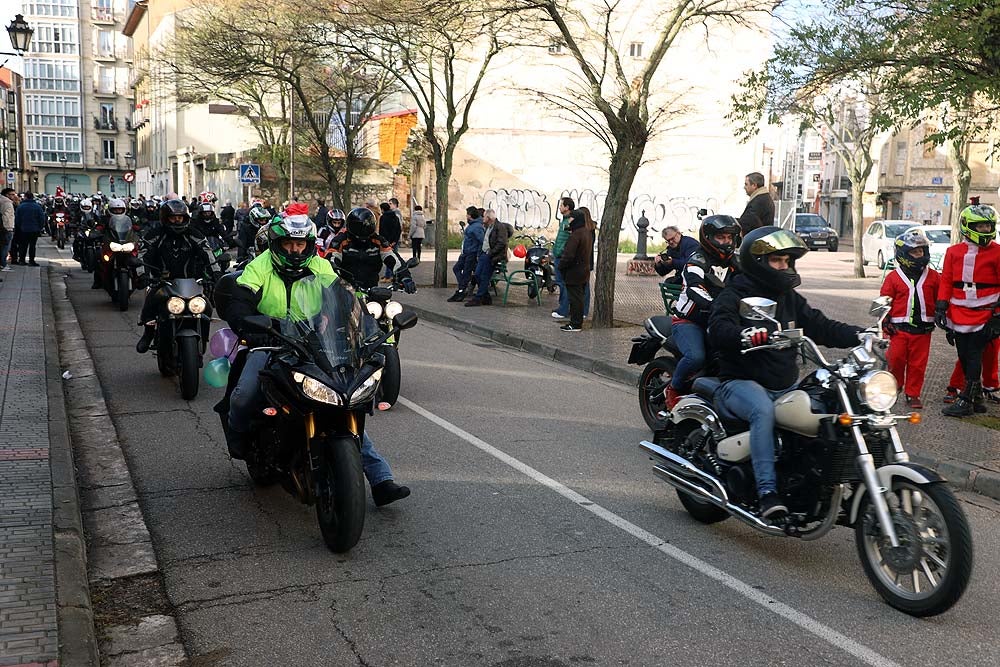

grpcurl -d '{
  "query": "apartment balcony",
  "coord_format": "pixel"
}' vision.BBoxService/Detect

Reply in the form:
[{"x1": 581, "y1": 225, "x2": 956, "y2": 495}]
[
  {"x1": 94, "y1": 116, "x2": 119, "y2": 132},
  {"x1": 92, "y1": 7, "x2": 117, "y2": 23}
]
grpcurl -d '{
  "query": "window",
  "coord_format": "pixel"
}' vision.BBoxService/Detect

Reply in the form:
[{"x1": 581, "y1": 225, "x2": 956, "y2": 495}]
[
  {"x1": 100, "y1": 102, "x2": 115, "y2": 126},
  {"x1": 24, "y1": 59, "x2": 80, "y2": 92},
  {"x1": 95, "y1": 29, "x2": 114, "y2": 57},
  {"x1": 32, "y1": 23, "x2": 79, "y2": 55},
  {"x1": 93, "y1": 0, "x2": 113, "y2": 21},
  {"x1": 629, "y1": 42, "x2": 643, "y2": 58},
  {"x1": 25, "y1": 0, "x2": 78, "y2": 18},
  {"x1": 102, "y1": 139, "x2": 116, "y2": 161},
  {"x1": 26, "y1": 130, "x2": 81, "y2": 164},
  {"x1": 95, "y1": 66, "x2": 115, "y2": 94},
  {"x1": 24, "y1": 94, "x2": 81, "y2": 127},
  {"x1": 547, "y1": 39, "x2": 565, "y2": 55}
]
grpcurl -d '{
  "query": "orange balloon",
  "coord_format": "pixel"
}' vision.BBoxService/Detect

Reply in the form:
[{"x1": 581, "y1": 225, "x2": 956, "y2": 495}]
[{"x1": 513, "y1": 244, "x2": 527, "y2": 258}]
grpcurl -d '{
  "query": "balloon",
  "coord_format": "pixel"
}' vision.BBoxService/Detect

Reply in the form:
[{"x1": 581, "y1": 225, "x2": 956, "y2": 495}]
[
  {"x1": 209, "y1": 327, "x2": 238, "y2": 359},
  {"x1": 513, "y1": 244, "x2": 527, "y2": 259},
  {"x1": 227, "y1": 344, "x2": 246, "y2": 363},
  {"x1": 203, "y1": 357, "x2": 231, "y2": 388}
]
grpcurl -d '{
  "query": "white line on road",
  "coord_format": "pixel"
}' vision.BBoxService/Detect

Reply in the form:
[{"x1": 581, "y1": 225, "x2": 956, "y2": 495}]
[{"x1": 398, "y1": 396, "x2": 902, "y2": 667}]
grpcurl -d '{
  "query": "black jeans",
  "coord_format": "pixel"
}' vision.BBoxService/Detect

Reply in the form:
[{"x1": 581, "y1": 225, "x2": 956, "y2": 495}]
[
  {"x1": 955, "y1": 328, "x2": 990, "y2": 394},
  {"x1": 411, "y1": 238, "x2": 422, "y2": 260},
  {"x1": 567, "y1": 283, "x2": 586, "y2": 328},
  {"x1": 16, "y1": 232, "x2": 39, "y2": 263}
]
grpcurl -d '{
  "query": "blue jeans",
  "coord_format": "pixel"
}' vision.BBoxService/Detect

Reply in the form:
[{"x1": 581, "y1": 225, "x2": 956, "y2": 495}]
[
  {"x1": 0, "y1": 230, "x2": 11, "y2": 268},
  {"x1": 473, "y1": 252, "x2": 493, "y2": 298},
  {"x1": 716, "y1": 379, "x2": 795, "y2": 497},
  {"x1": 671, "y1": 322, "x2": 706, "y2": 391},
  {"x1": 453, "y1": 252, "x2": 475, "y2": 290},
  {"x1": 553, "y1": 261, "x2": 590, "y2": 317},
  {"x1": 228, "y1": 351, "x2": 393, "y2": 485}
]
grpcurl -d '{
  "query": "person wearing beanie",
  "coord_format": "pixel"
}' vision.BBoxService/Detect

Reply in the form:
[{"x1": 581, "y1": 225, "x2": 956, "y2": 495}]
[{"x1": 556, "y1": 209, "x2": 594, "y2": 331}]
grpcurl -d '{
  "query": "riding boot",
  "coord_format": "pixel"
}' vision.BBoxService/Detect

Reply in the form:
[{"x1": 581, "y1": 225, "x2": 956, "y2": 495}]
[
  {"x1": 942, "y1": 381, "x2": 979, "y2": 417},
  {"x1": 135, "y1": 325, "x2": 156, "y2": 354},
  {"x1": 972, "y1": 383, "x2": 987, "y2": 414}
]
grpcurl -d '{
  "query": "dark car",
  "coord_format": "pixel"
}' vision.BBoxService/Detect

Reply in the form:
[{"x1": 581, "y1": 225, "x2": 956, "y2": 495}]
[{"x1": 792, "y1": 213, "x2": 838, "y2": 252}]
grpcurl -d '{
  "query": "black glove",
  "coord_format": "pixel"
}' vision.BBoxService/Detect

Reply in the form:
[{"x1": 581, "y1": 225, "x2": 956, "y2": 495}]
[
  {"x1": 882, "y1": 322, "x2": 897, "y2": 337},
  {"x1": 383, "y1": 255, "x2": 397, "y2": 269},
  {"x1": 934, "y1": 300, "x2": 949, "y2": 330},
  {"x1": 946, "y1": 330, "x2": 956, "y2": 346}
]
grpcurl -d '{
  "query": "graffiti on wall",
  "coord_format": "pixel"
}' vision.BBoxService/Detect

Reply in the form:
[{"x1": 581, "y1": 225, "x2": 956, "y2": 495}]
[
  {"x1": 482, "y1": 188, "x2": 553, "y2": 230},
  {"x1": 560, "y1": 189, "x2": 723, "y2": 236}
]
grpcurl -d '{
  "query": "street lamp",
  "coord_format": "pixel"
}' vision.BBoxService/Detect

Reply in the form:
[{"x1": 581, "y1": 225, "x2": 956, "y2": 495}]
[
  {"x1": 59, "y1": 155, "x2": 68, "y2": 193},
  {"x1": 4, "y1": 14, "x2": 33, "y2": 54},
  {"x1": 124, "y1": 152, "x2": 134, "y2": 197}
]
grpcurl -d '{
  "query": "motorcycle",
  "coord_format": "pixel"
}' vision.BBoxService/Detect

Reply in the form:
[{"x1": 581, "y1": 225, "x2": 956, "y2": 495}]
[
  {"x1": 213, "y1": 273, "x2": 418, "y2": 552},
  {"x1": 52, "y1": 211, "x2": 68, "y2": 249},
  {"x1": 638, "y1": 295, "x2": 973, "y2": 617},
  {"x1": 629, "y1": 313, "x2": 696, "y2": 432},
  {"x1": 145, "y1": 274, "x2": 213, "y2": 400},
  {"x1": 76, "y1": 217, "x2": 102, "y2": 272},
  {"x1": 100, "y1": 216, "x2": 140, "y2": 311},
  {"x1": 512, "y1": 234, "x2": 556, "y2": 299}
]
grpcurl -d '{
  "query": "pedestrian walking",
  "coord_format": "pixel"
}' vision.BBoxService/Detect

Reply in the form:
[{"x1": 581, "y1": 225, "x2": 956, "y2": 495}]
[
  {"x1": 409, "y1": 205, "x2": 426, "y2": 261},
  {"x1": 880, "y1": 231, "x2": 939, "y2": 410},
  {"x1": 738, "y1": 172, "x2": 774, "y2": 234},
  {"x1": 558, "y1": 209, "x2": 594, "y2": 332},
  {"x1": 0, "y1": 187, "x2": 17, "y2": 273},
  {"x1": 13, "y1": 191, "x2": 45, "y2": 266}
]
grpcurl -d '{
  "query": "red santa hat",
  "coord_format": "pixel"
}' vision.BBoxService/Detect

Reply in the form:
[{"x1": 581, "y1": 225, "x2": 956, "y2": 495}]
[{"x1": 284, "y1": 202, "x2": 310, "y2": 223}]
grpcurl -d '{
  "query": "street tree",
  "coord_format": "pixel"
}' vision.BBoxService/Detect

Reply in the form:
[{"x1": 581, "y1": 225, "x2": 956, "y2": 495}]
[
  {"x1": 321, "y1": 0, "x2": 516, "y2": 287},
  {"x1": 515, "y1": 0, "x2": 778, "y2": 328},
  {"x1": 729, "y1": 13, "x2": 904, "y2": 278}
]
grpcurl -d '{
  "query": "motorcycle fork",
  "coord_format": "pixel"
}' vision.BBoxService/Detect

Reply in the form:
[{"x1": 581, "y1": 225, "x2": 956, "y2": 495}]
[{"x1": 834, "y1": 383, "x2": 900, "y2": 547}]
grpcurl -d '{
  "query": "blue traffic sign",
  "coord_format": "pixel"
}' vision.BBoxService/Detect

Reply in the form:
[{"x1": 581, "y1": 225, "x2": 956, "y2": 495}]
[{"x1": 239, "y1": 164, "x2": 261, "y2": 184}]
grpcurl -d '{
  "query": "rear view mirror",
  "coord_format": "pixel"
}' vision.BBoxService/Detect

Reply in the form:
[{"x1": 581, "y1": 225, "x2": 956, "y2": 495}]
[
  {"x1": 406, "y1": 257, "x2": 420, "y2": 268},
  {"x1": 869, "y1": 295, "x2": 892, "y2": 316},
  {"x1": 242, "y1": 314, "x2": 273, "y2": 334},
  {"x1": 739, "y1": 297, "x2": 778, "y2": 322},
  {"x1": 393, "y1": 311, "x2": 418, "y2": 330}
]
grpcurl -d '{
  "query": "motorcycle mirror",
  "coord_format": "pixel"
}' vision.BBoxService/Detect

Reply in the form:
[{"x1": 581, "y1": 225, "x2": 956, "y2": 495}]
[
  {"x1": 393, "y1": 311, "x2": 418, "y2": 330},
  {"x1": 739, "y1": 297, "x2": 778, "y2": 323},
  {"x1": 869, "y1": 295, "x2": 892, "y2": 316},
  {"x1": 242, "y1": 314, "x2": 273, "y2": 334},
  {"x1": 406, "y1": 257, "x2": 419, "y2": 268}
]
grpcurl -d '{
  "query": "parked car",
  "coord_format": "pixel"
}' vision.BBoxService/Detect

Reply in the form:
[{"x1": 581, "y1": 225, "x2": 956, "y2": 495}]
[
  {"x1": 909, "y1": 225, "x2": 951, "y2": 270},
  {"x1": 862, "y1": 220, "x2": 919, "y2": 268},
  {"x1": 791, "y1": 213, "x2": 839, "y2": 251}
]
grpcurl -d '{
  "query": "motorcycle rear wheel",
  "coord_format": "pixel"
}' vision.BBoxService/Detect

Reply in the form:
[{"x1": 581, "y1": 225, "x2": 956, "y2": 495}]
[
  {"x1": 315, "y1": 436, "x2": 366, "y2": 553},
  {"x1": 178, "y1": 336, "x2": 200, "y2": 400},
  {"x1": 638, "y1": 357, "x2": 677, "y2": 431},
  {"x1": 117, "y1": 272, "x2": 130, "y2": 312},
  {"x1": 677, "y1": 489, "x2": 730, "y2": 524},
  {"x1": 855, "y1": 480, "x2": 972, "y2": 617},
  {"x1": 379, "y1": 345, "x2": 401, "y2": 408}
]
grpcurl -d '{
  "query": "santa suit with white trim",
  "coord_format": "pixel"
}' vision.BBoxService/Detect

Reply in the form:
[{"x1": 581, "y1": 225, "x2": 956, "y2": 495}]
[{"x1": 881, "y1": 264, "x2": 939, "y2": 399}]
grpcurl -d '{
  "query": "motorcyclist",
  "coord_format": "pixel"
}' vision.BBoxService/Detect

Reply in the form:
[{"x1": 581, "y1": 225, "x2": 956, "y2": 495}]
[
  {"x1": 665, "y1": 214, "x2": 740, "y2": 408},
  {"x1": 49, "y1": 195, "x2": 70, "y2": 239},
  {"x1": 134, "y1": 199, "x2": 223, "y2": 353},
  {"x1": 193, "y1": 202, "x2": 226, "y2": 245},
  {"x1": 316, "y1": 208, "x2": 346, "y2": 256},
  {"x1": 327, "y1": 207, "x2": 396, "y2": 289},
  {"x1": 73, "y1": 199, "x2": 98, "y2": 261},
  {"x1": 97, "y1": 198, "x2": 138, "y2": 291},
  {"x1": 937, "y1": 204, "x2": 1000, "y2": 417},
  {"x1": 237, "y1": 203, "x2": 271, "y2": 260},
  {"x1": 707, "y1": 226, "x2": 863, "y2": 520},
  {"x1": 220, "y1": 204, "x2": 411, "y2": 506}
]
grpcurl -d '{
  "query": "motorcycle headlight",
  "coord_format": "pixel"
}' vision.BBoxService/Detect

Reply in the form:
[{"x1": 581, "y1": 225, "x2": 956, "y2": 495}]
[
  {"x1": 384, "y1": 301, "x2": 403, "y2": 320},
  {"x1": 350, "y1": 370, "x2": 383, "y2": 405},
  {"x1": 858, "y1": 370, "x2": 898, "y2": 412},
  {"x1": 166, "y1": 297, "x2": 186, "y2": 315},
  {"x1": 366, "y1": 301, "x2": 383, "y2": 319},
  {"x1": 120, "y1": 242, "x2": 135, "y2": 252},
  {"x1": 301, "y1": 376, "x2": 343, "y2": 405},
  {"x1": 188, "y1": 296, "x2": 207, "y2": 314},
  {"x1": 109, "y1": 242, "x2": 124, "y2": 252}
]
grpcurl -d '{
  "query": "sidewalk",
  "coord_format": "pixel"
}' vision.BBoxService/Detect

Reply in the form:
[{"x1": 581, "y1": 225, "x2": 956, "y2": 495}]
[{"x1": 401, "y1": 251, "x2": 1000, "y2": 501}]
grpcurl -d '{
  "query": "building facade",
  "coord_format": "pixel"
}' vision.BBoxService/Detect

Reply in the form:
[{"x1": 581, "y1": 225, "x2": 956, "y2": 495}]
[
  {"x1": 0, "y1": 68, "x2": 27, "y2": 190},
  {"x1": 19, "y1": 0, "x2": 135, "y2": 196}
]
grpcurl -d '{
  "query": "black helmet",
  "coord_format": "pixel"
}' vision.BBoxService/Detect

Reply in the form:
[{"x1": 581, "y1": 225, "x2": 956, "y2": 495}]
[
  {"x1": 346, "y1": 207, "x2": 376, "y2": 238},
  {"x1": 199, "y1": 202, "x2": 216, "y2": 219},
  {"x1": 698, "y1": 214, "x2": 740, "y2": 260},
  {"x1": 160, "y1": 199, "x2": 191, "y2": 233},
  {"x1": 893, "y1": 230, "x2": 930, "y2": 275},
  {"x1": 739, "y1": 226, "x2": 808, "y2": 292}
]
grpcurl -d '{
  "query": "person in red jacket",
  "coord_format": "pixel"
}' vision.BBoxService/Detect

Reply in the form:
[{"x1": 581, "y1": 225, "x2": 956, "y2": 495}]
[
  {"x1": 936, "y1": 205, "x2": 1000, "y2": 416},
  {"x1": 880, "y1": 230, "x2": 939, "y2": 409},
  {"x1": 943, "y1": 340, "x2": 1000, "y2": 403}
]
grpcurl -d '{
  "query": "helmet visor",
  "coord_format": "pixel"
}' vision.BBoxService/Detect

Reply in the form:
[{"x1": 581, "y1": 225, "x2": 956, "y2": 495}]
[{"x1": 748, "y1": 228, "x2": 808, "y2": 258}]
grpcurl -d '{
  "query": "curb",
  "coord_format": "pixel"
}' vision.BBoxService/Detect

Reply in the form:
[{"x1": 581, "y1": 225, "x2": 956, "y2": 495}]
[
  {"x1": 41, "y1": 267, "x2": 100, "y2": 666},
  {"x1": 409, "y1": 304, "x2": 1000, "y2": 504},
  {"x1": 48, "y1": 268, "x2": 187, "y2": 665}
]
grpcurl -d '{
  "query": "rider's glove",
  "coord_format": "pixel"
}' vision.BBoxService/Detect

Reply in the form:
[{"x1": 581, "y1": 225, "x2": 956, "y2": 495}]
[
  {"x1": 740, "y1": 326, "x2": 770, "y2": 349},
  {"x1": 882, "y1": 322, "x2": 897, "y2": 337},
  {"x1": 402, "y1": 277, "x2": 417, "y2": 294},
  {"x1": 934, "y1": 300, "x2": 949, "y2": 330}
]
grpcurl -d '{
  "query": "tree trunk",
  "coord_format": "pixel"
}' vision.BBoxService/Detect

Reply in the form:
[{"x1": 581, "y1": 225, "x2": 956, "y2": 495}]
[
  {"x1": 593, "y1": 141, "x2": 645, "y2": 328},
  {"x1": 947, "y1": 139, "x2": 972, "y2": 244},
  {"x1": 433, "y1": 169, "x2": 451, "y2": 288},
  {"x1": 851, "y1": 179, "x2": 866, "y2": 278}
]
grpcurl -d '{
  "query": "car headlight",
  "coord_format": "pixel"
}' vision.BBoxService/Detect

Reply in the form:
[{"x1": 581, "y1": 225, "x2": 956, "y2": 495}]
[
  {"x1": 350, "y1": 370, "x2": 383, "y2": 405},
  {"x1": 384, "y1": 301, "x2": 403, "y2": 320},
  {"x1": 166, "y1": 297, "x2": 186, "y2": 315},
  {"x1": 188, "y1": 296, "x2": 207, "y2": 314},
  {"x1": 366, "y1": 301, "x2": 383, "y2": 319},
  {"x1": 858, "y1": 370, "x2": 898, "y2": 412},
  {"x1": 301, "y1": 376, "x2": 342, "y2": 405}
]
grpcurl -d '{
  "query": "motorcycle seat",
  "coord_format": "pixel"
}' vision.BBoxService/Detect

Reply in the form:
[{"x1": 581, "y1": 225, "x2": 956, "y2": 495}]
[
  {"x1": 691, "y1": 377, "x2": 721, "y2": 400},
  {"x1": 645, "y1": 315, "x2": 673, "y2": 340}
]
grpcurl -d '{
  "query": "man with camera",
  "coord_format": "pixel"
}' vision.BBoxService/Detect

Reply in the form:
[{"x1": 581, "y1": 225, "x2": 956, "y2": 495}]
[{"x1": 655, "y1": 225, "x2": 699, "y2": 285}]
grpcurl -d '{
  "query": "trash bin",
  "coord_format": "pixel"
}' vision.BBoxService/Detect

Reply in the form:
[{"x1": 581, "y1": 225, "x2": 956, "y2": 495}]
[{"x1": 424, "y1": 220, "x2": 435, "y2": 248}]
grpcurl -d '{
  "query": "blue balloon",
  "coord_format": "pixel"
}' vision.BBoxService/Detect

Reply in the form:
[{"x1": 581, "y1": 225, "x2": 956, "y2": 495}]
[{"x1": 203, "y1": 357, "x2": 231, "y2": 388}]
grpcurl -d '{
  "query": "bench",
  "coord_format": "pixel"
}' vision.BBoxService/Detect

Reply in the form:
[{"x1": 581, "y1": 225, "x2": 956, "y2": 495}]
[
  {"x1": 489, "y1": 261, "x2": 541, "y2": 306},
  {"x1": 660, "y1": 282, "x2": 682, "y2": 314}
]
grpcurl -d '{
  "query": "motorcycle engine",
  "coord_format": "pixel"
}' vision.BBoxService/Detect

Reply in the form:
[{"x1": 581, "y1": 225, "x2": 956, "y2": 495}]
[{"x1": 725, "y1": 464, "x2": 755, "y2": 506}]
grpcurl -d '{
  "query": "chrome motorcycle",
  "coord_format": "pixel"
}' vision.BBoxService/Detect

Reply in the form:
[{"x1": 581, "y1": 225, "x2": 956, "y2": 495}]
[{"x1": 640, "y1": 296, "x2": 973, "y2": 617}]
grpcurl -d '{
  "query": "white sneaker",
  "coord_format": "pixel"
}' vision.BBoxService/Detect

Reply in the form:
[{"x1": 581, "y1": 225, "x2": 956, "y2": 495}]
[
  {"x1": 0, "y1": 266, "x2": 10, "y2": 272},
  {"x1": 551, "y1": 311, "x2": 567, "y2": 319}
]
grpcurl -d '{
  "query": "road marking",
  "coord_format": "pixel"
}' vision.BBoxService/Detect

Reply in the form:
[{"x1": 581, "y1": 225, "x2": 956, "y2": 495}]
[{"x1": 398, "y1": 396, "x2": 901, "y2": 667}]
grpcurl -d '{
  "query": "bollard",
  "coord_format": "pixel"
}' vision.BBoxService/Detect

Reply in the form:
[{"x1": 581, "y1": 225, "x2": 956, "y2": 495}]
[{"x1": 633, "y1": 211, "x2": 650, "y2": 260}]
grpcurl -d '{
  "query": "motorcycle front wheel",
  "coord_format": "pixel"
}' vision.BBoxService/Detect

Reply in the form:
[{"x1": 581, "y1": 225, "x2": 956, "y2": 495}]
[
  {"x1": 57, "y1": 233, "x2": 65, "y2": 250},
  {"x1": 638, "y1": 357, "x2": 676, "y2": 431},
  {"x1": 177, "y1": 336, "x2": 200, "y2": 400},
  {"x1": 379, "y1": 345, "x2": 401, "y2": 408},
  {"x1": 117, "y1": 271, "x2": 130, "y2": 312},
  {"x1": 855, "y1": 480, "x2": 973, "y2": 617},
  {"x1": 316, "y1": 436, "x2": 366, "y2": 553},
  {"x1": 83, "y1": 248, "x2": 96, "y2": 272}
]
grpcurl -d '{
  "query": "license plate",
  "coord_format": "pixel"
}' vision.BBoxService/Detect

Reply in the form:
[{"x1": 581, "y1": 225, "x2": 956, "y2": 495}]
[
  {"x1": 628, "y1": 336, "x2": 661, "y2": 365},
  {"x1": 812, "y1": 240, "x2": 826, "y2": 245}
]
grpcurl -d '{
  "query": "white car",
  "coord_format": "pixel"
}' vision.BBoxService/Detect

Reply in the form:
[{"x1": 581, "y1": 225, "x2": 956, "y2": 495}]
[
  {"x1": 908, "y1": 225, "x2": 952, "y2": 270},
  {"x1": 862, "y1": 220, "x2": 919, "y2": 269}
]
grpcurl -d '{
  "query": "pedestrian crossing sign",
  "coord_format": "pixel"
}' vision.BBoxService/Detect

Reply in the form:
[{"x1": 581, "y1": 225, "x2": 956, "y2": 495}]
[{"x1": 239, "y1": 164, "x2": 261, "y2": 184}]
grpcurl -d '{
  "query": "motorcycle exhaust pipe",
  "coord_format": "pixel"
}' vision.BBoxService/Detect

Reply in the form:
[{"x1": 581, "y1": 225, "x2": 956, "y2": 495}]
[{"x1": 640, "y1": 440, "x2": 784, "y2": 536}]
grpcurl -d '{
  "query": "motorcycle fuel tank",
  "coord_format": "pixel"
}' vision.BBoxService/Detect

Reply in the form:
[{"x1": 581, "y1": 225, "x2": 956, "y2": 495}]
[{"x1": 773, "y1": 390, "x2": 833, "y2": 437}]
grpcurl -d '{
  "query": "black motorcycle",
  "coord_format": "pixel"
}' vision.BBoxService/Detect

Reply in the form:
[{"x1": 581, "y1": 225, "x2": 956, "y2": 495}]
[
  {"x1": 513, "y1": 234, "x2": 556, "y2": 299},
  {"x1": 146, "y1": 276, "x2": 213, "y2": 400},
  {"x1": 628, "y1": 314, "x2": 686, "y2": 431},
  {"x1": 100, "y1": 216, "x2": 140, "y2": 312},
  {"x1": 214, "y1": 274, "x2": 418, "y2": 552},
  {"x1": 76, "y1": 218, "x2": 102, "y2": 272}
]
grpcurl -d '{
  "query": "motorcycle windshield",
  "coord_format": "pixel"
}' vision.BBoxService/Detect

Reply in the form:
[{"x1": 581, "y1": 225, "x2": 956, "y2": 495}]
[
  {"x1": 280, "y1": 275, "x2": 367, "y2": 369},
  {"x1": 109, "y1": 215, "x2": 133, "y2": 241}
]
